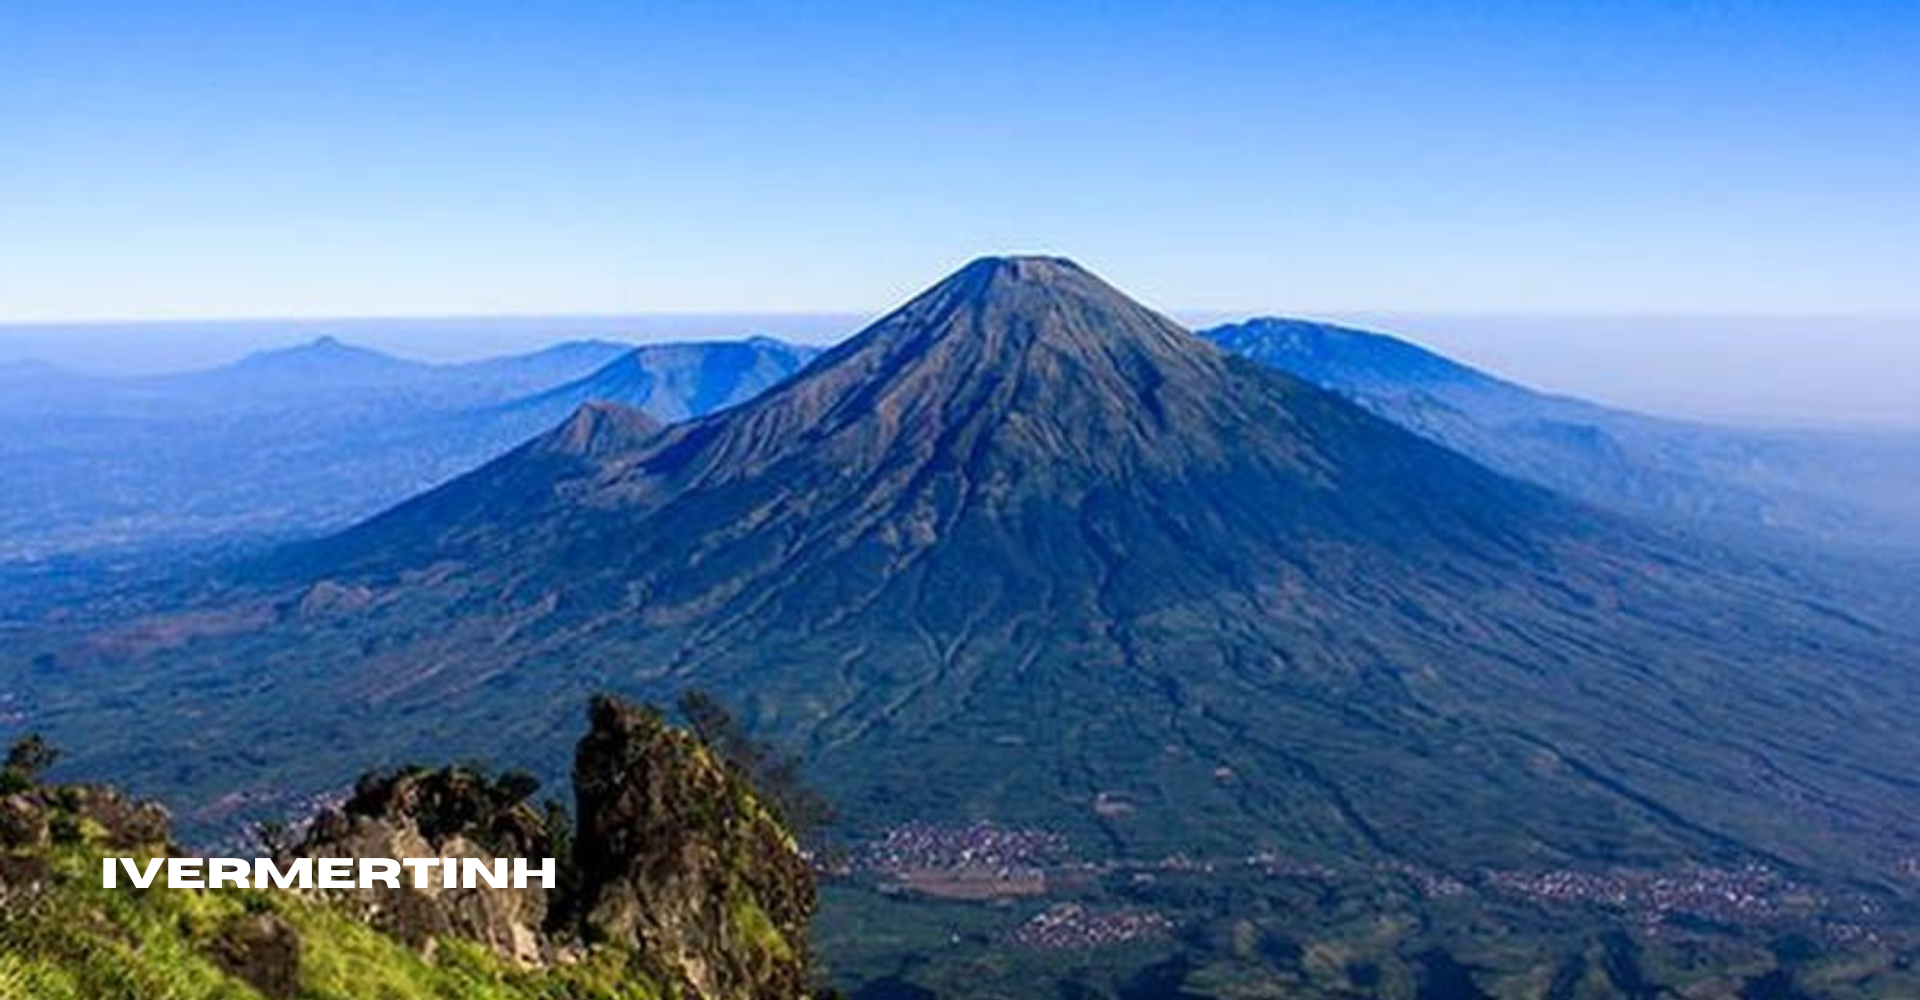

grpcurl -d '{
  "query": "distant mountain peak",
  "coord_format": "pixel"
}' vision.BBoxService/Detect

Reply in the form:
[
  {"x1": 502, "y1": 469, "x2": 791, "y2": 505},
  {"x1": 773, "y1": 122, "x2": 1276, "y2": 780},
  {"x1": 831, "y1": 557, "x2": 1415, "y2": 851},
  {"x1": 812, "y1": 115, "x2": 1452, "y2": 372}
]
[
  {"x1": 506, "y1": 336, "x2": 819, "y2": 424},
  {"x1": 282, "y1": 334, "x2": 380, "y2": 359},
  {"x1": 229, "y1": 336, "x2": 419, "y2": 380}
]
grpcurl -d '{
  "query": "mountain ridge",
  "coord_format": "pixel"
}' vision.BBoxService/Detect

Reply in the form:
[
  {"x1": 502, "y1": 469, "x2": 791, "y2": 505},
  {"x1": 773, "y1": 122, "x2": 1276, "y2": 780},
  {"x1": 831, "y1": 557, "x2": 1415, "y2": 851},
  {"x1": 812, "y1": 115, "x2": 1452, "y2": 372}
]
[
  {"x1": 0, "y1": 334, "x2": 812, "y2": 568},
  {"x1": 16, "y1": 256, "x2": 1920, "y2": 997},
  {"x1": 1202, "y1": 316, "x2": 1920, "y2": 552},
  {"x1": 19, "y1": 257, "x2": 1916, "y2": 897},
  {"x1": 505, "y1": 337, "x2": 819, "y2": 424}
]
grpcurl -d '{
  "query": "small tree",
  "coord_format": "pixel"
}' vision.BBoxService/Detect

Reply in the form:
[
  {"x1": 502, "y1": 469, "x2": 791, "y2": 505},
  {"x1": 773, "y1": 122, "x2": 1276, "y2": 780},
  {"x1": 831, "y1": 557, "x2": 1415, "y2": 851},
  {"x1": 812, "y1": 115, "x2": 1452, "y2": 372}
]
[
  {"x1": 676, "y1": 691, "x2": 836, "y2": 841},
  {"x1": 254, "y1": 818, "x2": 292, "y2": 859},
  {"x1": 540, "y1": 797, "x2": 583, "y2": 933},
  {"x1": 1, "y1": 734, "x2": 58, "y2": 793},
  {"x1": 679, "y1": 691, "x2": 761, "y2": 770},
  {"x1": 492, "y1": 769, "x2": 542, "y2": 808}
]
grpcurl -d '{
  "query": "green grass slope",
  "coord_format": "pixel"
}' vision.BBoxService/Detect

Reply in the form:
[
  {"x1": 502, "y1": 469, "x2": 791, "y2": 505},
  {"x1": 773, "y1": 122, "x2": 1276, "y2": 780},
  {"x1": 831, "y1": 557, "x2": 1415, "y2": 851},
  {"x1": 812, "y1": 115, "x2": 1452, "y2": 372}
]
[{"x1": 1, "y1": 843, "x2": 659, "y2": 1000}]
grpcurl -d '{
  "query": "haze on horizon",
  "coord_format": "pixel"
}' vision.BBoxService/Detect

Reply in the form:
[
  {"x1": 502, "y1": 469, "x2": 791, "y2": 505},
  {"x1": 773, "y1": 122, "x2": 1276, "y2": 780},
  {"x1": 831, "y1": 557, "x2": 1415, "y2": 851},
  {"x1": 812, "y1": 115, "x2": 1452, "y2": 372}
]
[
  {"x1": 4, "y1": 309, "x2": 1918, "y2": 432},
  {"x1": 3, "y1": 1, "x2": 1916, "y2": 426}
]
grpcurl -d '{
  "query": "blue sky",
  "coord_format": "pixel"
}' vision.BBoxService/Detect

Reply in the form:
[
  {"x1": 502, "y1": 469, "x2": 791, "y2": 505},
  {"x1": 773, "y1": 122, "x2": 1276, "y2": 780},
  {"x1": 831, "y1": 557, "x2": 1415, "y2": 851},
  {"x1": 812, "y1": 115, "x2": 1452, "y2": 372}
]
[{"x1": 3, "y1": 0, "x2": 1917, "y2": 321}]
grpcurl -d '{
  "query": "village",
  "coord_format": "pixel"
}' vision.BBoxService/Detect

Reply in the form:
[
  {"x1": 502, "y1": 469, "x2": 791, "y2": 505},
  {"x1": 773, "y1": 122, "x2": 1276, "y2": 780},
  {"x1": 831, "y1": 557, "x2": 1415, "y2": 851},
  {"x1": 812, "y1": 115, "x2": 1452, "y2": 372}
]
[{"x1": 841, "y1": 820, "x2": 1854, "y2": 952}]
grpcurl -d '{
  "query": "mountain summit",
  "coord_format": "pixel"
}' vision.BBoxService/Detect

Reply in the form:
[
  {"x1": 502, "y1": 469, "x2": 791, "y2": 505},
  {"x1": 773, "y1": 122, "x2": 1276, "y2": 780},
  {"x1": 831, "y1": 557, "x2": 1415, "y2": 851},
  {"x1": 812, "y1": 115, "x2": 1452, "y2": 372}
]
[
  {"x1": 706, "y1": 255, "x2": 1282, "y2": 479},
  {"x1": 39, "y1": 258, "x2": 1920, "y2": 892},
  {"x1": 324, "y1": 255, "x2": 1554, "y2": 611},
  {"x1": 224, "y1": 335, "x2": 426, "y2": 385}
]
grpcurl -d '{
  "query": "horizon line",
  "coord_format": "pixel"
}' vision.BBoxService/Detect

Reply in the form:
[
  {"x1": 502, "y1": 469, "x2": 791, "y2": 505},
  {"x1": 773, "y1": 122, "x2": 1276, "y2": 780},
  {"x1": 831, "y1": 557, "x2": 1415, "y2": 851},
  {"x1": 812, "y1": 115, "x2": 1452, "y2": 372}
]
[{"x1": 7, "y1": 306, "x2": 1920, "y2": 330}]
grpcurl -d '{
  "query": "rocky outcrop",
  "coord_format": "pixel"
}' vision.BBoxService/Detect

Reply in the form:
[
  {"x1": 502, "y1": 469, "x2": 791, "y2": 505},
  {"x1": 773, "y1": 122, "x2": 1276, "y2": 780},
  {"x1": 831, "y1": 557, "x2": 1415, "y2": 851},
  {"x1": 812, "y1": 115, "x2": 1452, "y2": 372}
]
[
  {"x1": 288, "y1": 695, "x2": 817, "y2": 998},
  {"x1": 65, "y1": 784, "x2": 172, "y2": 849},
  {"x1": 0, "y1": 793, "x2": 53, "y2": 904},
  {"x1": 0, "y1": 793, "x2": 49, "y2": 849},
  {"x1": 0, "y1": 699, "x2": 817, "y2": 1000},
  {"x1": 573, "y1": 695, "x2": 817, "y2": 1000},
  {"x1": 0, "y1": 783, "x2": 169, "y2": 853},
  {"x1": 295, "y1": 766, "x2": 556, "y2": 964},
  {"x1": 0, "y1": 781, "x2": 170, "y2": 906}
]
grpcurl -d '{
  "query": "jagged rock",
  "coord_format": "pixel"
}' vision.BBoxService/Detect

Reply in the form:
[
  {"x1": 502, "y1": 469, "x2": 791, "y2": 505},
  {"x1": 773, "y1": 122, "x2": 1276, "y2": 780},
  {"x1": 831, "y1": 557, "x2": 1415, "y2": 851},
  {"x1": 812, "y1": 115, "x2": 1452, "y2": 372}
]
[
  {"x1": 291, "y1": 697, "x2": 817, "y2": 1000},
  {"x1": 0, "y1": 787, "x2": 160, "y2": 903},
  {"x1": 0, "y1": 699, "x2": 819, "y2": 1000},
  {"x1": 0, "y1": 793, "x2": 48, "y2": 848},
  {"x1": 573, "y1": 696, "x2": 816, "y2": 1000},
  {"x1": 208, "y1": 912, "x2": 302, "y2": 999},
  {"x1": 1, "y1": 788, "x2": 147, "y2": 905},
  {"x1": 295, "y1": 767, "x2": 553, "y2": 965},
  {"x1": 59, "y1": 785, "x2": 171, "y2": 849}
]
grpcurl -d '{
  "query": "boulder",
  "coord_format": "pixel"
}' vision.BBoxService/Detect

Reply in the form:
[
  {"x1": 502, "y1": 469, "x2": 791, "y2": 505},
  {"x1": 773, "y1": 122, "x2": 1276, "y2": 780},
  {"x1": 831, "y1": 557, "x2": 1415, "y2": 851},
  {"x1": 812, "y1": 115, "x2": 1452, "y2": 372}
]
[
  {"x1": 0, "y1": 793, "x2": 48, "y2": 849},
  {"x1": 68, "y1": 785, "x2": 171, "y2": 849},
  {"x1": 295, "y1": 767, "x2": 553, "y2": 965},
  {"x1": 208, "y1": 912, "x2": 302, "y2": 999}
]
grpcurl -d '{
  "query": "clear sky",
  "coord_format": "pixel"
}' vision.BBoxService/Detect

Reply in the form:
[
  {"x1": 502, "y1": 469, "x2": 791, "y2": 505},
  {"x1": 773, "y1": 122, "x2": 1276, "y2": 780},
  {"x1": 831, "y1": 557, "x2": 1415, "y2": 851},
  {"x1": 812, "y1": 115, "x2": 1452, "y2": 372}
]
[{"x1": 3, "y1": 0, "x2": 1917, "y2": 322}]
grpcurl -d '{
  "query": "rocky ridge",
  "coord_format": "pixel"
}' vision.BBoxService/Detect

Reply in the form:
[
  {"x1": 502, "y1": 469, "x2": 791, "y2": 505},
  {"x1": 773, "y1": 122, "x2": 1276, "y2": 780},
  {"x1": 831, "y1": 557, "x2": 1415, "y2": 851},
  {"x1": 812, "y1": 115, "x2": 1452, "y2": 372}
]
[{"x1": 0, "y1": 697, "x2": 815, "y2": 1000}]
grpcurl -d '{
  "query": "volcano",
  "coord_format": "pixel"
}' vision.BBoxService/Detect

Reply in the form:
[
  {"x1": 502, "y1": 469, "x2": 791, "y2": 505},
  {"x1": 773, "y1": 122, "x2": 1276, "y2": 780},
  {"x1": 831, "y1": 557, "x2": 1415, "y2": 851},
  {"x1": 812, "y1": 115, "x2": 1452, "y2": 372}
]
[{"x1": 31, "y1": 257, "x2": 1920, "y2": 884}]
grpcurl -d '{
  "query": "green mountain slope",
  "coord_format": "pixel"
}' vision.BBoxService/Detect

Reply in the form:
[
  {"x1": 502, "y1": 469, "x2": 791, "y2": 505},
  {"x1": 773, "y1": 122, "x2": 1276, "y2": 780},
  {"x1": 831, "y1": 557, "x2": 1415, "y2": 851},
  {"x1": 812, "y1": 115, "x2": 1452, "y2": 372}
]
[{"x1": 13, "y1": 258, "x2": 1918, "y2": 897}]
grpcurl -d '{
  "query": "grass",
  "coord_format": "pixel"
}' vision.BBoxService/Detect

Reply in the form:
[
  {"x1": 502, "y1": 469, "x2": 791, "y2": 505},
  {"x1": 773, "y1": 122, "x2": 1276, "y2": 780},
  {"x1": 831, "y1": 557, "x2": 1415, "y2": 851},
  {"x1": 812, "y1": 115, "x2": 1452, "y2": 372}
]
[{"x1": 0, "y1": 843, "x2": 661, "y2": 1000}]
